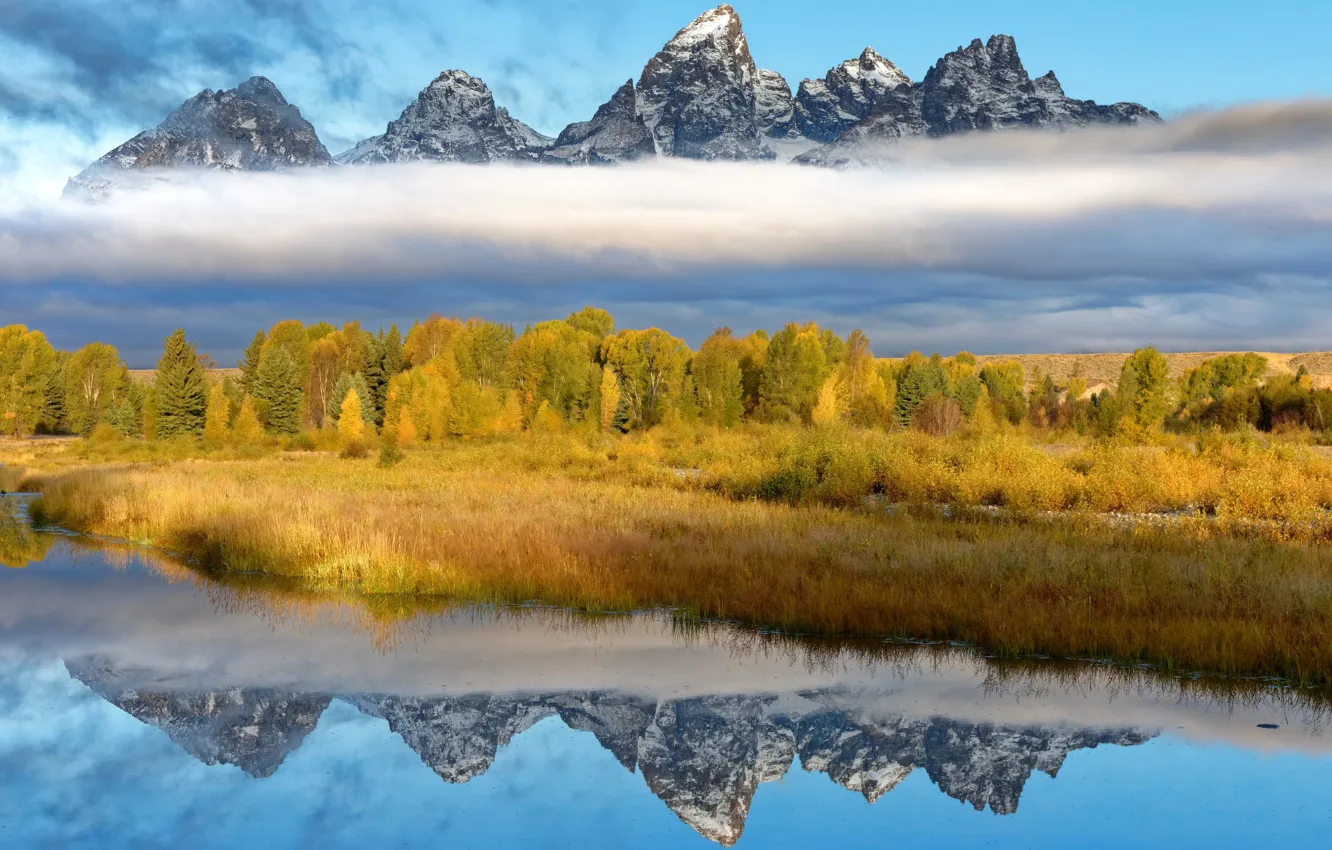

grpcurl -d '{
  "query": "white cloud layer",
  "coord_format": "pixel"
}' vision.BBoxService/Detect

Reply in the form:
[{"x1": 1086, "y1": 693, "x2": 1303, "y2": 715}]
[{"x1": 2, "y1": 100, "x2": 1331, "y2": 286}]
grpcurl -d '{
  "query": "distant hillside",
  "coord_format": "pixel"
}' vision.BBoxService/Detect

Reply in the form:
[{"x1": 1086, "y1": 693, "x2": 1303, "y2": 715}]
[
  {"x1": 128, "y1": 368, "x2": 241, "y2": 385},
  {"x1": 973, "y1": 352, "x2": 1332, "y2": 392}
]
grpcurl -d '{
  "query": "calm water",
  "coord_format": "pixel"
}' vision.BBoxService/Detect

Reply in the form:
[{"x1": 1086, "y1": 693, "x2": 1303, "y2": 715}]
[{"x1": 2, "y1": 495, "x2": 1331, "y2": 848}]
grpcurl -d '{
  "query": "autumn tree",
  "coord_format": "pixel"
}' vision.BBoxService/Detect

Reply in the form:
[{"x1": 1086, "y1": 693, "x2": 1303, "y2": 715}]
[
  {"x1": 203, "y1": 383, "x2": 231, "y2": 443},
  {"x1": 692, "y1": 328, "x2": 746, "y2": 427},
  {"x1": 337, "y1": 388, "x2": 366, "y2": 445},
  {"x1": 599, "y1": 366, "x2": 623, "y2": 431},
  {"x1": 759, "y1": 323, "x2": 833, "y2": 423},
  {"x1": 565, "y1": 306, "x2": 615, "y2": 341},
  {"x1": 404, "y1": 314, "x2": 462, "y2": 367},
  {"x1": 454, "y1": 320, "x2": 514, "y2": 391},
  {"x1": 1118, "y1": 346, "x2": 1173, "y2": 429},
  {"x1": 307, "y1": 336, "x2": 343, "y2": 427},
  {"x1": 154, "y1": 329, "x2": 207, "y2": 437},
  {"x1": 836, "y1": 330, "x2": 890, "y2": 427},
  {"x1": 980, "y1": 360, "x2": 1028, "y2": 424},
  {"x1": 600, "y1": 328, "x2": 689, "y2": 428},
  {"x1": 508, "y1": 321, "x2": 599, "y2": 424},
  {"x1": 332, "y1": 373, "x2": 374, "y2": 425},
  {"x1": 232, "y1": 395, "x2": 264, "y2": 444},
  {"x1": 0, "y1": 325, "x2": 60, "y2": 437},
  {"x1": 63, "y1": 342, "x2": 124, "y2": 435}
]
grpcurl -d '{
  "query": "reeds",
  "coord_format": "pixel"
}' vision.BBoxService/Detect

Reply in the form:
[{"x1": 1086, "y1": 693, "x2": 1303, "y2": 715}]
[{"x1": 21, "y1": 441, "x2": 1332, "y2": 685}]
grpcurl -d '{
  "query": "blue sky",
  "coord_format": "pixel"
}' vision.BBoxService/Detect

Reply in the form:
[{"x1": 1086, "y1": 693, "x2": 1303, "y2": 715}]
[
  {"x1": 4, "y1": 0, "x2": 1331, "y2": 200},
  {"x1": 3, "y1": 1, "x2": 1332, "y2": 363}
]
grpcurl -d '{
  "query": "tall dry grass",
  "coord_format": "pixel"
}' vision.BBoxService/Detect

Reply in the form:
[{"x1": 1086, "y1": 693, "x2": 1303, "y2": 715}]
[{"x1": 21, "y1": 445, "x2": 1332, "y2": 685}]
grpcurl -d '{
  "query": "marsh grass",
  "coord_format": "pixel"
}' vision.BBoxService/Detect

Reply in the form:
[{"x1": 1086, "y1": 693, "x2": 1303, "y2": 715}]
[{"x1": 19, "y1": 436, "x2": 1332, "y2": 685}]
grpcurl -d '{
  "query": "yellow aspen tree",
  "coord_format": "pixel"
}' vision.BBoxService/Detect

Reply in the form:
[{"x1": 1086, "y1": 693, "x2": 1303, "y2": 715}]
[
  {"x1": 599, "y1": 367, "x2": 621, "y2": 431},
  {"x1": 811, "y1": 374, "x2": 846, "y2": 426},
  {"x1": 531, "y1": 399, "x2": 564, "y2": 434},
  {"x1": 338, "y1": 388, "x2": 366, "y2": 445},
  {"x1": 232, "y1": 395, "x2": 264, "y2": 444},
  {"x1": 203, "y1": 383, "x2": 230, "y2": 443},
  {"x1": 396, "y1": 404, "x2": 417, "y2": 445}
]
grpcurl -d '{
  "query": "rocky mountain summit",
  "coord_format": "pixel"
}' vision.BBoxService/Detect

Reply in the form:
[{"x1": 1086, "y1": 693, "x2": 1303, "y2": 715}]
[
  {"x1": 66, "y1": 5, "x2": 1161, "y2": 189},
  {"x1": 65, "y1": 76, "x2": 332, "y2": 199},
  {"x1": 337, "y1": 70, "x2": 553, "y2": 164},
  {"x1": 72, "y1": 658, "x2": 1154, "y2": 847},
  {"x1": 67, "y1": 658, "x2": 330, "y2": 778}
]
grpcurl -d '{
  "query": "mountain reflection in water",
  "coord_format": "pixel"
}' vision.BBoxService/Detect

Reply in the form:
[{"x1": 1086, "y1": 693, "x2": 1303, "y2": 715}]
[
  {"x1": 66, "y1": 656, "x2": 1153, "y2": 844},
  {"x1": 3, "y1": 497, "x2": 1332, "y2": 848}
]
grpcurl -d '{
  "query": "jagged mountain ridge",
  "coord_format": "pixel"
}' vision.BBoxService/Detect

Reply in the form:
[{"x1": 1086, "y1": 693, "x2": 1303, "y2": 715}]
[
  {"x1": 69, "y1": 659, "x2": 1154, "y2": 847},
  {"x1": 68, "y1": 658, "x2": 330, "y2": 778},
  {"x1": 67, "y1": 5, "x2": 1160, "y2": 188},
  {"x1": 64, "y1": 76, "x2": 332, "y2": 199}
]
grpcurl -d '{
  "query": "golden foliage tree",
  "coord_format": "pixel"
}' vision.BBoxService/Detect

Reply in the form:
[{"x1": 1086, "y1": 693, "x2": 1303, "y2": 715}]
[
  {"x1": 338, "y1": 388, "x2": 366, "y2": 445},
  {"x1": 232, "y1": 395, "x2": 264, "y2": 444},
  {"x1": 395, "y1": 404, "x2": 417, "y2": 446},
  {"x1": 811, "y1": 375, "x2": 846, "y2": 426},
  {"x1": 599, "y1": 367, "x2": 622, "y2": 432},
  {"x1": 203, "y1": 383, "x2": 231, "y2": 443}
]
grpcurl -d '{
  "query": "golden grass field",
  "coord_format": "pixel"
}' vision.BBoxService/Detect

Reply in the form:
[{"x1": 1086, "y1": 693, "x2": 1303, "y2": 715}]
[{"x1": 7, "y1": 425, "x2": 1332, "y2": 684}]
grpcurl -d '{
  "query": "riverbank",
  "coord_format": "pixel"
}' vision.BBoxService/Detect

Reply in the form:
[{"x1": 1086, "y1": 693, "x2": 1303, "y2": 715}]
[{"x1": 9, "y1": 429, "x2": 1332, "y2": 685}]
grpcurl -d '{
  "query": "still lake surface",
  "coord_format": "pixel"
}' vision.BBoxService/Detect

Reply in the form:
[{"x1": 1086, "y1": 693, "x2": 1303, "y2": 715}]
[{"x1": 2, "y1": 494, "x2": 1331, "y2": 848}]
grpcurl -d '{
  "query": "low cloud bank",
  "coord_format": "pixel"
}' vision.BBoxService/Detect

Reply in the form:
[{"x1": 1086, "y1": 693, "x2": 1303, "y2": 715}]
[{"x1": 2, "y1": 100, "x2": 1331, "y2": 286}]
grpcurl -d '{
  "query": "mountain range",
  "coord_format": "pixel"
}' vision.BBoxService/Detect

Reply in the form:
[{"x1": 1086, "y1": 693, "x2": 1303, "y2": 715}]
[
  {"x1": 66, "y1": 5, "x2": 1159, "y2": 197},
  {"x1": 69, "y1": 657, "x2": 1154, "y2": 846}
]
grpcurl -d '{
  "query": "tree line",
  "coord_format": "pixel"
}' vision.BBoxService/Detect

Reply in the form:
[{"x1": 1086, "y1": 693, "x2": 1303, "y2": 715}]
[{"x1": 3, "y1": 315, "x2": 1330, "y2": 442}]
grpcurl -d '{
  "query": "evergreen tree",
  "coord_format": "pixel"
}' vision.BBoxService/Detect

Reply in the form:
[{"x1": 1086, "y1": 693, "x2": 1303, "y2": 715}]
[
  {"x1": 383, "y1": 324, "x2": 405, "y2": 378},
  {"x1": 363, "y1": 331, "x2": 387, "y2": 426},
  {"x1": 254, "y1": 347, "x2": 302, "y2": 434},
  {"x1": 155, "y1": 329, "x2": 207, "y2": 437},
  {"x1": 238, "y1": 330, "x2": 266, "y2": 396},
  {"x1": 894, "y1": 359, "x2": 949, "y2": 427}
]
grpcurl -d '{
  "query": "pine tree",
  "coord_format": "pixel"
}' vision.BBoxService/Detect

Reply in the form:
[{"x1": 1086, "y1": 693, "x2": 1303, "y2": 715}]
[
  {"x1": 238, "y1": 330, "x2": 266, "y2": 396},
  {"x1": 155, "y1": 329, "x2": 207, "y2": 437},
  {"x1": 254, "y1": 347, "x2": 302, "y2": 434},
  {"x1": 383, "y1": 324, "x2": 405, "y2": 378},
  {"x1": 363, "y1": 331, "x2": 387, "y2": 426},
  {"x1": 203, "y1": 383, "x2": 231, "y2": 443}
]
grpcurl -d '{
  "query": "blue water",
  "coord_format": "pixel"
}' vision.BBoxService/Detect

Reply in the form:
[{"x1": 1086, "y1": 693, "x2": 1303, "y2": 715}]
[{"x1": 2, "y1": 501, "x2": 1329, "y2": 848}]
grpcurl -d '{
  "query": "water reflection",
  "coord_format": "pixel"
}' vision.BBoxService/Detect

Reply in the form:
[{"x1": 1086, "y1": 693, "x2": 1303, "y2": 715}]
[
  {"x1": 65, "y1": 654, "x2": 1156, "y2": 843},
  {"x1": 3, "y1": 497, "x2": 1332, "y2": 847}
]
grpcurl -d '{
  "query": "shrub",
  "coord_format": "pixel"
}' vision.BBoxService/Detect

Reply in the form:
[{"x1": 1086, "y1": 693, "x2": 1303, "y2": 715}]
[
  {"x1": 377, "y1": 434, "x2": 405, "y2": 469},
  {"x1": 914, "y1": 394, "x2": 962, "y2": 436},
  {"x1": 339, "y1": 438, "x2": 370, "y2": 460}
]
